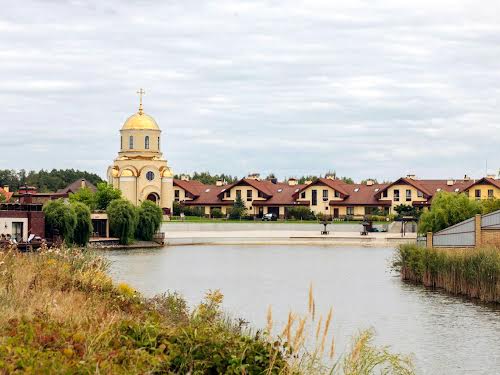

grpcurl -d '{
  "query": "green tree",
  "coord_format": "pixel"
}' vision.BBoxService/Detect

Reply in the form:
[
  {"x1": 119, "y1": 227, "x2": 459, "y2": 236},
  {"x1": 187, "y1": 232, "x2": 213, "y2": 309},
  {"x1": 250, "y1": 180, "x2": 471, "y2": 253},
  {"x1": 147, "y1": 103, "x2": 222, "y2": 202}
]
[
  {"x1": 418, "y1": 192, "x2": 482, "y2": 234},
  {"x1": 394, "y1": 204, "x2": 420, "y2": 219},
  {"x1": 72, "y1": 202, "x2": 93, "y2": 246},
  {"x1": 107, "y1": 199, "x2": 137, "y2": 245},
  {"x1": 95, "y1": 182, "x2": 122, "y2": 210},
  {"x1": 69, "y1": 187, "x2": 96, "y2": 210},
  {"x1": 286, "y1": 206, "x2": 315, "y2": 220},
  {"x1": 229, "y1": 195, "x2": 246, "y2": 219},
  {"x1": 341, "y1": 177, "x2": 355, "y2": 184},
  {"x1": 481, "y1": 198, "x2": 500, "y2": 214},
  {"x1": 43, "y1": 199, "x2": 77, "y2": 244},
  {"x1": 136, "y1": 201, "x2": 163, "y2": 241}
]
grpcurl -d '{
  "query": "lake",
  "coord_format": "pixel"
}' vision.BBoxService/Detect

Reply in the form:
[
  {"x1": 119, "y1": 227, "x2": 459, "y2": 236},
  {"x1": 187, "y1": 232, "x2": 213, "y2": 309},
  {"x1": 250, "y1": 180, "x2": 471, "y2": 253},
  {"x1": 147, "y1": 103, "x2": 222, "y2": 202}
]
[{"x1": 102, "y1": 245, "x2": 500, "y2": 375}]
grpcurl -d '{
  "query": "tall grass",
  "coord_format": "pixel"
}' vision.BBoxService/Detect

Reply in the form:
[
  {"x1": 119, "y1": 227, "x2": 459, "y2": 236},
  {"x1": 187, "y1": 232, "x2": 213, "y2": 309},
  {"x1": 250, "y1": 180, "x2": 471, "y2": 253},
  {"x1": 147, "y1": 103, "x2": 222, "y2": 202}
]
[
  {"x1": 393, "y1": 244, "x2": 500, "y2": 303},
  {"x1": 0, "y1": 245, "x2": 414, "y2": 374}
]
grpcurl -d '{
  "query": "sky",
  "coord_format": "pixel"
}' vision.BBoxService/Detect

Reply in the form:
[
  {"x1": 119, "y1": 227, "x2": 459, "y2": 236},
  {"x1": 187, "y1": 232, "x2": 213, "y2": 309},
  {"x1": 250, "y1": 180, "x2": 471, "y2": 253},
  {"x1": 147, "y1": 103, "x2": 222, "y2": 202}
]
[{"x1": 1, "y1": 0, "x2": 499, "y2": 182}]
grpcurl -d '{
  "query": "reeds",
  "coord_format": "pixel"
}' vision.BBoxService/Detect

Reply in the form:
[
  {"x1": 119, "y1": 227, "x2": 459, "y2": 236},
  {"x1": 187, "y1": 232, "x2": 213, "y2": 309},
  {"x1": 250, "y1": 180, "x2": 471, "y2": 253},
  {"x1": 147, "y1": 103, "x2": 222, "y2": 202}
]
[{"x1": 393, "y1": 244, "x2": 500, "y2": 303}]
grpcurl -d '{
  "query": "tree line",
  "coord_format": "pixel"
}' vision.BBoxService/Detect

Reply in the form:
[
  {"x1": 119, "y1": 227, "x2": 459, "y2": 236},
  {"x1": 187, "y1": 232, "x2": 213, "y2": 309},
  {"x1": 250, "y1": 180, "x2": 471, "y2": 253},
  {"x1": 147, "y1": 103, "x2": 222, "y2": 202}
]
[{"x1": 0, "y1": 169, "x2": 104, "y2": 192}]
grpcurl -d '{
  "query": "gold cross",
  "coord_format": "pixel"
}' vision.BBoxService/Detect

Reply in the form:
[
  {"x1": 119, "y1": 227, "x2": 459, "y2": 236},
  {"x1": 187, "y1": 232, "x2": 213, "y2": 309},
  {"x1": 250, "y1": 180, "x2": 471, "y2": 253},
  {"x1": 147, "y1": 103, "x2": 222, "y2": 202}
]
[{"x1": 137, "y1": 88, "x2": 145, "y2": 114}]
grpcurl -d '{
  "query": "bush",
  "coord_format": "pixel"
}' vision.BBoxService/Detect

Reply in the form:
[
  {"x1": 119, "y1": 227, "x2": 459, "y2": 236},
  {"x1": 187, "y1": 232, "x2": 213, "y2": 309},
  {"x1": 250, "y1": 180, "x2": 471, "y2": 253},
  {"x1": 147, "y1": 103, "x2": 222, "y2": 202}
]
[
  {"x1": 173, "y1": 201, "x2": 182, "y2": 216},
  {"x1": 286, "y1": 206, "x2": 315, "y2": 220},
  {"x1": 95, "y1": 182, "x2": 122, "y2": 210},
  {"x1": 418, "y1": 192, "x2": 481, "y2": 233},
  {"x1": 71, "y1": 202, "x2": 93, "y2": 246},
  {"x1": 43, "y1": 199, "x2": 77, "y2": 244},
  {"x1": 482, "y1": 198, "x2": 500, "y2": 214},
  {"x1": 107, "y1": 199, "x2": 138, "y2": 245},
  {"x1": 210, "y1": 208, "x2": 224, "y2": 218},
  {"x1": 136, "y1": 201, "x2": 163, "y2": 241},
  {"x1": 68, "y1": 187, "x2": 96, "y2": 211}
]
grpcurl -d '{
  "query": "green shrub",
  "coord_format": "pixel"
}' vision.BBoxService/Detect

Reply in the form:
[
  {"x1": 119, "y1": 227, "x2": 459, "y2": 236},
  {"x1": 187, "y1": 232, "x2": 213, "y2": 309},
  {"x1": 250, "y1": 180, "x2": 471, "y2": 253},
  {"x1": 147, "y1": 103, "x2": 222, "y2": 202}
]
[
  {"x1": 43, "y1": 199, "x2": 77, "y2": 244},
  {"x1": 136, "y1": 201, "x2": 163, "y2": 241},
  {"x1": 210, "y1": 208, "x2": 224, "y2": 218},
  {"x1": 107, "y1": 199, "x2": 138, "y2": 245},
  {"x1": 419, "y1": 192, "x2": 482, "y2": 233},
  {"x1": 172, "y1": 201, "x2": 182, "y2": 216},
  {"x1": 229, "y1": 196, "x2": 246, "y2": 219},
  {"x1": 482, "y1": 198, "x2": 500, "y2": 214},
  {"x1": 68, "y1": 187, "x2": 96, "y2": 210},
  {"x1": 286, "y1": 206, "x2": 315, "y2": 220},
  {"x1": 95, "y1": 182, "x2": 122, "y2": 210},
  {"x1": 71, "y1": 202, "x2": 92, "y2": 246}
]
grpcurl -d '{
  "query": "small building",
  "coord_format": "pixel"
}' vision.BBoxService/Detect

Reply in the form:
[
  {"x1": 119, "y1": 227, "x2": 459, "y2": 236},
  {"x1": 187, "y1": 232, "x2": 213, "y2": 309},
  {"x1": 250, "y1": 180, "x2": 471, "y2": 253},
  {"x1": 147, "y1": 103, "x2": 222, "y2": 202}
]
[{"x1": 0, "y1": 203, "x2": 45, "y2": 242}]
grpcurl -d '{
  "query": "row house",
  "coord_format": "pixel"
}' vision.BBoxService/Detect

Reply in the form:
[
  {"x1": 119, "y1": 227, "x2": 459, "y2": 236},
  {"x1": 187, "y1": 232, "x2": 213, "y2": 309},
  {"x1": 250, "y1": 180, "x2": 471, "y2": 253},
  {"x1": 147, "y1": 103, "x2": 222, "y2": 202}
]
[{"x1": 173, "y1": 174, "x2": 500, "y2": 219}]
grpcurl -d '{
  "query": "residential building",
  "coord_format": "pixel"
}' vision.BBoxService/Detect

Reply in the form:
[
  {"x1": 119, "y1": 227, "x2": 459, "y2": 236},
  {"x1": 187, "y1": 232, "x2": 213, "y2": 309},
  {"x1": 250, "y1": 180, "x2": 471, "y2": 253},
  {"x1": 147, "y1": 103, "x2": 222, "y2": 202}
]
[{"x1": 0, "y1": 203, "x2": 45, "y2": 242}]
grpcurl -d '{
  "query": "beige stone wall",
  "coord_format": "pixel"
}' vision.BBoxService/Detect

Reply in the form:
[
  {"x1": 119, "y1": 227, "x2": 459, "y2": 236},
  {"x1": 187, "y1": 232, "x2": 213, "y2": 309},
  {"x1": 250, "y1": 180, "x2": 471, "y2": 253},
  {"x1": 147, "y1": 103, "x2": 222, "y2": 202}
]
[
  {"x1": 482, "y1": 229, "x2": 500, "y2": 248},
  {"x1": 298, "y1": 184, "x2": 342, "y2": 215},
  {"x1": 465, "y1": 184, "x2": 500, "y2": 200},
  {"x1": 384, "y1": 184, "x2": 427, "y2": 211}
]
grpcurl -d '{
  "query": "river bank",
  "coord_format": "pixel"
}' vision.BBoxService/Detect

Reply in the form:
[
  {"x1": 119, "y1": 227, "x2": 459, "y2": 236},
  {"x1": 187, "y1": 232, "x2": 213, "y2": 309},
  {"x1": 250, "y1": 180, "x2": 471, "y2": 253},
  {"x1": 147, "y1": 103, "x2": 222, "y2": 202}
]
[
  {"x1": 162, "y1": 222, "x2": 416, "y2": 246},
  {"x1": 0, "y1": 245, "x2": 415, "y2": 374}
]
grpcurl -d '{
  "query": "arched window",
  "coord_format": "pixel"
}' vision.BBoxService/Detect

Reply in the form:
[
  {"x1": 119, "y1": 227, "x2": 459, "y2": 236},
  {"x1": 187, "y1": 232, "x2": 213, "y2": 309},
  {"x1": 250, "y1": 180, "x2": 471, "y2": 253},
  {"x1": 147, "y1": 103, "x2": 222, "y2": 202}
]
[
  {"x1": 157, "y1": 137, "x2": 160, "y2": 150},
  {"x1": 145, "y1": 136, "x2": 150, "y2": 149},
  {"x1": 129, "y1": 136, "x2": 134, "y2": 149},
  {"x1": 121, "y1": 136, "x2": 123, "y2": 150}
]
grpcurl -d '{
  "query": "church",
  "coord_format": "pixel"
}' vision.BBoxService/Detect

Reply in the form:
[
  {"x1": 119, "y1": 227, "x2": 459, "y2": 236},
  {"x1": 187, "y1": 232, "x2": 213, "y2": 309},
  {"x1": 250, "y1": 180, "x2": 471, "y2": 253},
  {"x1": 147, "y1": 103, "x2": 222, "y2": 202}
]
[{"x1": 107, "y1": 90, "x2": 174, "y2": 215}]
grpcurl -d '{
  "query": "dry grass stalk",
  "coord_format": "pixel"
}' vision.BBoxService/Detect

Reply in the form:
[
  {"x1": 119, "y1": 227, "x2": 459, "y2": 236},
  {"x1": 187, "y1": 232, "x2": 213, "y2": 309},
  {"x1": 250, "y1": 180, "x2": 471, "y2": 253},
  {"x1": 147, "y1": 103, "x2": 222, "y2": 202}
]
[
  {"x1": 329, "y1": 334, "x2": 335, "y2": 359},
  {"x1": 308, "y1": 282, "x2": 314, "y2": 315},
  {"x1": 315, "y1": 315, "x2": 323, "y2": 341},
  {"x1": 292, "y1": 317, "x2": 307, "y2": 352},
  {"x1": 320, "y1": 307, "x2": 333, "y2": 354},
  {"x1": 266, "y1": 305, "x2": 273, "y2": 334}
]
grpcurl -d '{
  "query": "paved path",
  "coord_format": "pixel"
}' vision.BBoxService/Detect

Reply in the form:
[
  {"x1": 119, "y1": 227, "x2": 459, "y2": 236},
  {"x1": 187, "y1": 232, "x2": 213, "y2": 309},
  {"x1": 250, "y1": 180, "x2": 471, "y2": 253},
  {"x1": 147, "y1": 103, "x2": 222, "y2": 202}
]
[{"x1": 164, "y1": 230, "x2": 416, "y2": 246}]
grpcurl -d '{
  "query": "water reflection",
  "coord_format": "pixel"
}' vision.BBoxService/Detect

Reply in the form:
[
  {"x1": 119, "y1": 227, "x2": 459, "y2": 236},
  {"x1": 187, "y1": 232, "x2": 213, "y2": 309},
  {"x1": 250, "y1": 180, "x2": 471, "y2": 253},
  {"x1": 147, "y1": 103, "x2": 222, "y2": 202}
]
[{"x1": 101, "y1": 245, "x2": 500, "y2": 375}]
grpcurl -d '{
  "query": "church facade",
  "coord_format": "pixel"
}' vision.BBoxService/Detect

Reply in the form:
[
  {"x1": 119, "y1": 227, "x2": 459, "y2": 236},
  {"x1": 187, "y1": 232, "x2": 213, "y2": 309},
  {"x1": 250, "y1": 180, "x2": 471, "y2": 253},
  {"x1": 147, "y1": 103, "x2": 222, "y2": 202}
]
[{"x1": 107, "y1": 91, "x2": 174, "y2": 214}]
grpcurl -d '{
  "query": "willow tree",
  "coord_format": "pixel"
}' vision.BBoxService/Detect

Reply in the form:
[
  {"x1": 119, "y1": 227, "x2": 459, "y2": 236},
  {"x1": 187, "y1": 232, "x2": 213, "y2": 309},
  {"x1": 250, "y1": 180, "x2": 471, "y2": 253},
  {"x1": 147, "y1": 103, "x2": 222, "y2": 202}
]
[
  {"x1": 107, "y1": 199, "x2": 137, "y2": 245},
  {"x1": 72, "y1": 201, "x2": 93, "y2": 246},
  {"x1": 136, "y1": 200, "x2": 163, "y2": 241},
  {"x1": 43, "y1": 199, "x2": 77, "y2": 244}
]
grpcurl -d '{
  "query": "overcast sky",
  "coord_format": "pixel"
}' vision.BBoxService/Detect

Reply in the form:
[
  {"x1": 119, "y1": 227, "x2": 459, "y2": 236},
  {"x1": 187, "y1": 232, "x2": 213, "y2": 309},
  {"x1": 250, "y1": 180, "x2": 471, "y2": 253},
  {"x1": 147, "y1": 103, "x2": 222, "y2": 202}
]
[{"x1": 1, "y1": 1, "x2": 499, "y2": 182}]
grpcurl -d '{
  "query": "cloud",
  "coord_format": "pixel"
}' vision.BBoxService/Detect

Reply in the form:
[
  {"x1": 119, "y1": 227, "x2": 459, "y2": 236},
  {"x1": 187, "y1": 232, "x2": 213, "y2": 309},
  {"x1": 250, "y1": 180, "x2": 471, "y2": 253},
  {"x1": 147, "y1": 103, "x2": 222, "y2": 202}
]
[{"x1": 0, "y1": 0, "x2": 499, "y2": 181}]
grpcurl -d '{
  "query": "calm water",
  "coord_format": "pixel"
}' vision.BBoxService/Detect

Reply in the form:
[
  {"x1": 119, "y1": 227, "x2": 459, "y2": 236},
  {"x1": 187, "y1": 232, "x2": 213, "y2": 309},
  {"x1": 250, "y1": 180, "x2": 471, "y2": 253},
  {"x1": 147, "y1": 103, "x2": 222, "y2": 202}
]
[{"x1": 102, "y1": 245, "x2": 500, "y2": 375}]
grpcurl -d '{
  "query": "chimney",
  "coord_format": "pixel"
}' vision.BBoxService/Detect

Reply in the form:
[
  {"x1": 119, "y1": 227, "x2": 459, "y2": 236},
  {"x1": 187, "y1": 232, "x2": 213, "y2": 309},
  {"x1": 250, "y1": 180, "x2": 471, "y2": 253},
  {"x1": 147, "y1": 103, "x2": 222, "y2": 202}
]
[
  {"x1": 2, "y1": 185, "x2": 9, "y2": 193},
  {"x1": 366, "y1": 179, "x2": 374, "y2": 186},
  {"x1": 216, "y1": 179, "x2": 223, "y2": 187},
  {"x1": 464, "y1": 174, "x2": 471, "y2": 181},
  {"x1": 180, "y1": 174, "x2": 190, "y2": 181},
  {"x1": 487, "y1": 174, "x2": 496, "y2": 179},
  {"x1": 288, "y1": 178, "x2": 298, "y2": 186},
  {"x1": 247, "y1": 173, "x2": 260, "y2": 180},
  {"x1": 447, "y1": 179, "x2": 454, "y2": 186},
  {"x1": 80, "y1": 179, "x2": 86, "y2": 189},
  {"x1": 406, "y1": 174, "x2": 416, "y2": 180},
  {"x1": 305, "y1": 180, "x2": 313, "y2": 185},
  {"x1": 326, "y1": 175, "x2": 335, "y2": 180}
]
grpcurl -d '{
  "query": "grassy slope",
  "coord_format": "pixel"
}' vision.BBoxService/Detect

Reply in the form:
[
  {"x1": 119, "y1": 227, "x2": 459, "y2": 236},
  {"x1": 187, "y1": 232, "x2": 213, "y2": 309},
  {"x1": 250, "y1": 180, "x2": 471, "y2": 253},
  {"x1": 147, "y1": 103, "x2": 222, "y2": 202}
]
[{"x1": 0, "y1": 246, "x2": 413, "y2": 374}]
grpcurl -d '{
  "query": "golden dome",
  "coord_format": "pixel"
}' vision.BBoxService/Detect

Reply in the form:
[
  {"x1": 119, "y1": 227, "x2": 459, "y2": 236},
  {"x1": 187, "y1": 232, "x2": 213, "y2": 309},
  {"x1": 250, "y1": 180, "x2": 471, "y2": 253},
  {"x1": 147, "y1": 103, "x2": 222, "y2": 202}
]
[{"x1": 122, "y1": 112, "x2": 160, "y2": 131}]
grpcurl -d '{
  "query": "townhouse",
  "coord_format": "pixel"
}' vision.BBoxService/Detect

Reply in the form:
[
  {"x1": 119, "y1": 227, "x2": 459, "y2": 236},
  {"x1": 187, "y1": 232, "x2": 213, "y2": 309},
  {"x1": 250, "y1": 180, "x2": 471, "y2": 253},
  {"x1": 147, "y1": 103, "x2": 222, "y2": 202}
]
[{"x1": 173, "y1": 174, "x2": 500, "y2": 219}]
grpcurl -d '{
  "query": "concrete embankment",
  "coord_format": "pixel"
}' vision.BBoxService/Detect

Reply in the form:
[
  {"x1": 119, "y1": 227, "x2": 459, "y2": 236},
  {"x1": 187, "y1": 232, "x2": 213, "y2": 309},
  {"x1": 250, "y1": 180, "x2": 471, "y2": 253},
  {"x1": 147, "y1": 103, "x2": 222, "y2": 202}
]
[{"x1": 162, "y1": 222, "x2": 415, "y2": 246}]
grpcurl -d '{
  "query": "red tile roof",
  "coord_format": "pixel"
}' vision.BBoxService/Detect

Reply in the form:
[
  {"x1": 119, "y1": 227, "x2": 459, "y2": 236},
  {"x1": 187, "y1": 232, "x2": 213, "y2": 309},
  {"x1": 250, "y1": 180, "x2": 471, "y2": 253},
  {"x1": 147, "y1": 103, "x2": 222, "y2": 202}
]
[
  {"x1": 173, "y1": 179, "x2": 207, "y2": 197},
  {"x1": 463, "y1": 177, "x2": 500, "y2": 190},
  {"x1": 57, "y1": 179, "x2": 97, "y2": 194},
  {"x1": 330, "y1": 183, "x2": 391, "y2": 206}
]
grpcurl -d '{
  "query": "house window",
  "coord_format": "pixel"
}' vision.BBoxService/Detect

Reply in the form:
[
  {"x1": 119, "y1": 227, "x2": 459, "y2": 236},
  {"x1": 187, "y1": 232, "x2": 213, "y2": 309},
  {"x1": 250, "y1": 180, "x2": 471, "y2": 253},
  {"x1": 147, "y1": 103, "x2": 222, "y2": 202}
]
[
  {"x1": 382, "y1": 190, "x2": 388, "y2": 198},
  {"x1": 145, "y1": 136, "x2": 150, "y2": 149},
  {"x1": 258, "y1": 191, "x2": 264, "y2": 198},
  {"x1": 12, "y1": 222, "x2": 23, "y2": 242},
  {"x1": 488, "y1": 189, "x2": 494, "y2": 199},
  {"x1": 146, "y1": 171, "x2": 155, "y2": 181},
  {"x1": 174, "y1": 190, "x2": 180, "y2": 201},
  {"x1": 247, "y1": 190, "x2": 253, "y2": 201},
  {"x1": 406, "y1": 189, "x2": 412, "y2": 201},
  {"x1": 465, "y1": 190, "x2": 469, "y2": 197},
  {"x1": 225, "y1": 190, "x2": 230, "y2": 198},
  {"x1": 417, "y1": 190, "x2": 424, "y2": 198},
  {"x1": 475, "y1": 189, "x2": 481, "y2": 200},
  {"x1": 393, "y1": 189, "x2": 400, "y2": 202},
  {"x1": 334, "y1": 191, "x2": 340, "y2": 198},
  {"x1": 300, "y1": 191, "x2": 306, "y2": 199},
  {"x1": 346, "y1": 207, "x2": 354, "y2": 216},
  {"x1": 322, "y1": 189, "x2": 328, "y2": 201},
  {"x1": 129, "y1": 136, "x2": 134, "y2": 149},
  {"x1": 325, "y1": 206, "x2": 329, "y2": 211},
  {"x1": 236, "y1": 190, "x2": 242, "y2": 199},
  {"x1": 312, "y1": 189, "x2": 317, "y2": 206}
]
